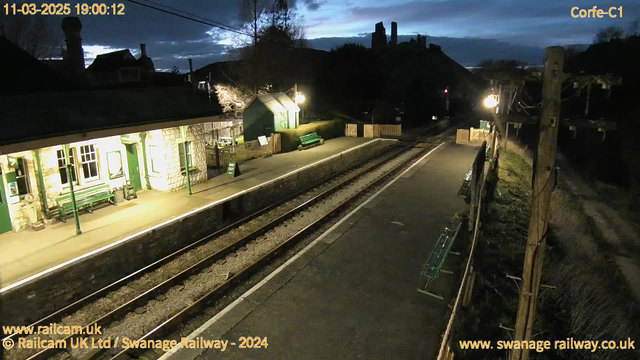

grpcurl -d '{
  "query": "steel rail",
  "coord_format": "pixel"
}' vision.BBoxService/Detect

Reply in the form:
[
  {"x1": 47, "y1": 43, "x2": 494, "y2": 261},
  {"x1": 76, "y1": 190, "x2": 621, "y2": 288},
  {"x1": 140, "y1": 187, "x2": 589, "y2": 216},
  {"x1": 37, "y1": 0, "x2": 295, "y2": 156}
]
[
  {"x1": 109, "y1": 137, "x2": 447, "y2": 360},
  {"x1": 20, "y1": 123, "x2": 449, "y2": 360}
]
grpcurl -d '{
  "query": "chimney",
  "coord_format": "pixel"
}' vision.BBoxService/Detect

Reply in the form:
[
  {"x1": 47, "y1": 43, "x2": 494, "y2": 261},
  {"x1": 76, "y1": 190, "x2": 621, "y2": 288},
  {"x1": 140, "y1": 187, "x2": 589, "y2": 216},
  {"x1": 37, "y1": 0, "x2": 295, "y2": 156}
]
[
  {"x1": 61, "y1": 17, "x2": 85, "y2": 77},
  {"x1": 391, "y1": 22, "x2": 397, "y2": 46},
  {"x1": 188, "y1": 58, "x2": 194, "y2": 90},
  {"x1": 140, "y1": 43, "x2": 147, "y2": 58}
]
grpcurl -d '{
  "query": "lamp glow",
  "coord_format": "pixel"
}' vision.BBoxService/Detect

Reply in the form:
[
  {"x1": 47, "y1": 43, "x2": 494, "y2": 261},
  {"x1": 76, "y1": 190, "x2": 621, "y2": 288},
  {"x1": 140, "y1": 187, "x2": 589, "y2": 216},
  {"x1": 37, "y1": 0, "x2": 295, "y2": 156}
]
[
  {"x1": 296, "y1": 93, "x2": 306, "y2": 104},
  {"x1": 483, "y1": 95, "x2": 498, "y2": 108}
]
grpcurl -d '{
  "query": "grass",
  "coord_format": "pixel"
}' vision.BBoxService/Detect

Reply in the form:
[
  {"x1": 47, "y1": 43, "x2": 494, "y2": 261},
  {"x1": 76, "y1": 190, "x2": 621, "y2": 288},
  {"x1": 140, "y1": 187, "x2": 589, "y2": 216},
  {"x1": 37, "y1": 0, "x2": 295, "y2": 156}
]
[
  {"x1": 452, "y1": 149, "x2": 532, "y2": 360},
  {"x1": 591, "y1": 180, "x2": 640, "y2": 228},
  {"x1": 538, "y1": 186, "x2": 640, "y2": 360},
  {"x1": 452, "y1": 143, "x2": 640, "y2": 360}
]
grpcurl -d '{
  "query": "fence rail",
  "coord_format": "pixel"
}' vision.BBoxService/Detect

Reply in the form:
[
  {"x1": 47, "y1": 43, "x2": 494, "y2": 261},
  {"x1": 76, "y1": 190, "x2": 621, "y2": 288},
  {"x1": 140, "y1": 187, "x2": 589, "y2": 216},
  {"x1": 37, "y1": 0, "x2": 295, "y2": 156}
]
[
  {"x1": 357, "y1": 124, "x2": 402, "y2": 138},
  {"x1": 437, "y1": 129, "x2": 499, "y2": 360},
  {"x1": 206, "y1": 134, "x2": 280, "y2": 171}
]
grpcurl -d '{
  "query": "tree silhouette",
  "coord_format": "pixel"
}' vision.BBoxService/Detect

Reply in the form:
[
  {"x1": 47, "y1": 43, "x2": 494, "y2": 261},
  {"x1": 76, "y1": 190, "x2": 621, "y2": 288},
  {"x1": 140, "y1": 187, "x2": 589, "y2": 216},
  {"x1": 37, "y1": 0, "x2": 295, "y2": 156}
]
[{"x1": 594, "y1": 26, "x2": 624, "y2": 43}]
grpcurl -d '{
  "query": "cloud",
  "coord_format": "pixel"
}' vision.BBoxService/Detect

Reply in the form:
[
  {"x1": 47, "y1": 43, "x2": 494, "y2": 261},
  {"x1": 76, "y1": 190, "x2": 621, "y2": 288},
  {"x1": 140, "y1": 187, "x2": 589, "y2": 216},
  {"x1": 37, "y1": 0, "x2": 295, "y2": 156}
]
[
  {"x1": 302, "y1": 0, "x2": 640, "y2": 47},
  {"x1": 303, "y1": 0, "x2": 325, "y2": 11},
  {"x1": 30, "y1": 0, "x2": 639, "y2": 72}
]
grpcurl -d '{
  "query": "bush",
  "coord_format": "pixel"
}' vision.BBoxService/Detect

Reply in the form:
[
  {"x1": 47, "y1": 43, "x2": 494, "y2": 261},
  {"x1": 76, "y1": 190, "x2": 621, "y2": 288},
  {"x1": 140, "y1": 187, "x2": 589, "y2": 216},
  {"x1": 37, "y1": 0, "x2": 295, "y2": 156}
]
[{"x1": 277, "y1": 119, "x2": 346, "y2": 152}]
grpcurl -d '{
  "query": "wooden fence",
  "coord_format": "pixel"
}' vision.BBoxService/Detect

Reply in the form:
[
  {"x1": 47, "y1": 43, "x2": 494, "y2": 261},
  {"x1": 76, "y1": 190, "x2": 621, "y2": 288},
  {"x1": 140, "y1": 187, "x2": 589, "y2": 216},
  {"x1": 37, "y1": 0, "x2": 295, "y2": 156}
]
[
  {"x1": 470, "y1": 127, "x2": 491, "y2": 142},
  {"x1": 206, "y1": 134, "x2": 280, "y2": 172},
  {"x1": 362, "y1": 124, "x2": 402, "y2": 138},
  {"x1": 345, "y1": 124, "x2": 357, "y2": 137},
  {"x1": 379, "y1": 124, "x2": 402, "y2": 137},
  {"x1": 456, "y1": 129, "x2": 470, "y2": 145},
  {"x1": 437, "y1": 130, "x2": 499, "y2": 360}
]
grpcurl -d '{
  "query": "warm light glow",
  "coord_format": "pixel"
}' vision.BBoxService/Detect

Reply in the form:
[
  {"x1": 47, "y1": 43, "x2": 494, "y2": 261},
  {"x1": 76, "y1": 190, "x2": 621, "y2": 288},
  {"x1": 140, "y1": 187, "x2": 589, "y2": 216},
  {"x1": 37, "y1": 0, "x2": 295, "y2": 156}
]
[
  {"x1": 296, "y1": 93, "x2": 306, "y2": 104},
  {"x1": 483, "y1": 95, "x2": 498, "y2": 108}
]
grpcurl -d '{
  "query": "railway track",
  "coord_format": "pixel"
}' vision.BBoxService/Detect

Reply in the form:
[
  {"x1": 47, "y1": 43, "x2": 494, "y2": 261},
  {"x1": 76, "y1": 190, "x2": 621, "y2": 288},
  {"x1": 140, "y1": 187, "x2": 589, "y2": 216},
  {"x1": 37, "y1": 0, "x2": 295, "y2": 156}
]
[{"x1": 3, "y1": 120, "x2": 460, "y2": 360}]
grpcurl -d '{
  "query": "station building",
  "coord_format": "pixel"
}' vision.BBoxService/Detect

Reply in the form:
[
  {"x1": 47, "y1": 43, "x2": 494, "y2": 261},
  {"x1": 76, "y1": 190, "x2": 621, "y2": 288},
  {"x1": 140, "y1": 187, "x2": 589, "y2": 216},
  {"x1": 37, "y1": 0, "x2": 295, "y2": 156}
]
[{"x1": 0, "y1": 86, "x2": 223, "y2": 234}]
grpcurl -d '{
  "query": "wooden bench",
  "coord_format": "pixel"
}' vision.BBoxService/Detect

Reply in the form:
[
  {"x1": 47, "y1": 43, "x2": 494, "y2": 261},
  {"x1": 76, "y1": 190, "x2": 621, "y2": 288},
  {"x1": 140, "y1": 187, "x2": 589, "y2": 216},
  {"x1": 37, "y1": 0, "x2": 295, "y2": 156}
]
[
  {"x1": 298, "y1": 132, "x2": 324, "y2": 150},
  {"x1": 417, "y1": 223, "x2": 462, "y2": 300},
  {"x1": 56, "y1": 184, "x2": 115, "y2": 222}
]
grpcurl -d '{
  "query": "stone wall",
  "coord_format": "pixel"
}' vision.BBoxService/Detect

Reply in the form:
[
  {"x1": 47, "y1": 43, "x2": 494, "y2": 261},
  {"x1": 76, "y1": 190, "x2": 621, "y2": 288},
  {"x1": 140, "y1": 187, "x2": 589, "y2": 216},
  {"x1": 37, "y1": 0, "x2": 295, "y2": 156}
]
[
  {"x1": 37, "y1": 138, "x2": 132, "y2": 220},
  {"x1": 0, "y1": 139, "x2": 392, "y2": 326},
  {"x1": 1, "y1": 124, "x2": 209, "y2": 231},
  {"x1": 161, "y1": 125, "x2": 207, "y2": 191}
]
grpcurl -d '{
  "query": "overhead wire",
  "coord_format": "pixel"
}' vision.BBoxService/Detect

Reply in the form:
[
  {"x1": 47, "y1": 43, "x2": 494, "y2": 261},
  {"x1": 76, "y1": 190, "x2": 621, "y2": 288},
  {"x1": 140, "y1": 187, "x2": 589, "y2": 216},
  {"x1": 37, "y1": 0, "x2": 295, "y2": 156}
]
[{"x1": 126, "y1": 0, "x2": 300, "y2": 50}]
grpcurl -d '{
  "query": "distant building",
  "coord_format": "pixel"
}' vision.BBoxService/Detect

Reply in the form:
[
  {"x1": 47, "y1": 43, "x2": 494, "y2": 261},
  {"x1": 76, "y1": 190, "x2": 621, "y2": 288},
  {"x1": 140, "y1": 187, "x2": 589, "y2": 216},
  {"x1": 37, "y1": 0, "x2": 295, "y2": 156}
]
[
  {"x1": 390, "y1": 22, "x2": 398, "y2": 46},
  {"x1": 242, "y1": 93, "x2": 300, "y2": 141},
  {"x1": 87, "y1": 44, "x2": 155, "y2": 86},
  {"x1": 371, "y1": 21, "x2": 427, "y2": 51},
  {"x1": 371, "y1": 22, "x2": 387, "y2": 52}
]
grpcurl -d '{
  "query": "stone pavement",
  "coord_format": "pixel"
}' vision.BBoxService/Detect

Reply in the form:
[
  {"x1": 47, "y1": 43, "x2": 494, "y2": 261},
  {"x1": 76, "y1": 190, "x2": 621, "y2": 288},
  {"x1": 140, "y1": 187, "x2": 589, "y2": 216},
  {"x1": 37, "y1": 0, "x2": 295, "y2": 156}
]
[
  {"x1": 0, "y1": 137, "x2": 382, "y2": 289},
  {"x1": 166, "y1": 142, "x2": 479, "y2": 360}
]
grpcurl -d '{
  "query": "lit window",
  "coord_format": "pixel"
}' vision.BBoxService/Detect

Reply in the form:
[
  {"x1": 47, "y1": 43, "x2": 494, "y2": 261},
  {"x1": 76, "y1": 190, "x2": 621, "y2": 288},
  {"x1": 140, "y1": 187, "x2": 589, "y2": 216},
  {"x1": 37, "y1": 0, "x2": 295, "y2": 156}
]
[
  {"x1": 57, "y1": 149, "x2": 77, "y2": 186},
  {"x1": 15, "y1": 157, "x2": 31, "y2": 196},
  {"x1": 80, "y1": 144, "x2": 99, "y2": 181},
  {"x1": 178, "y1": 142, "x2": 193, "y2": 171}
]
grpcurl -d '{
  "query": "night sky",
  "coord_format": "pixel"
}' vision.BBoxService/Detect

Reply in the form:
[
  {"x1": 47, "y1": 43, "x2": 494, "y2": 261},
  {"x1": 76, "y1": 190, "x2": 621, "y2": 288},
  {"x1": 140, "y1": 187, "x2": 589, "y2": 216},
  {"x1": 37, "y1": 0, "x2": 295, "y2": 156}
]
[{"x1": 26, "y1": 0, "x2": 640, "y2": 70}]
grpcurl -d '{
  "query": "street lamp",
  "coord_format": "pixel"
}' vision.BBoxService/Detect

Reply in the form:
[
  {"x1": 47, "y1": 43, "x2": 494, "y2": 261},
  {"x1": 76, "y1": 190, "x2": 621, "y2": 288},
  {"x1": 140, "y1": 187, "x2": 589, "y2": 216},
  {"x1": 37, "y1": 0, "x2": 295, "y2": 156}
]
[
  {"x1": 483, "y1": 94, "x2": 498, "y2": 108},
  {"x1": 287, "y1": 83, "x2": 306, "y2": 128}
]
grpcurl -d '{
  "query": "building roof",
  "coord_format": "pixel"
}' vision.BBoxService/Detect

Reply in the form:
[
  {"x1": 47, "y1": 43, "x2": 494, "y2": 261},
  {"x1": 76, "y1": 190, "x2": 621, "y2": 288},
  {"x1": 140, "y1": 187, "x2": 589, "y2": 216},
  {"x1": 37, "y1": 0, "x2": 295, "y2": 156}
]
[
  {"x1": 0, "y1": 36, "x2": 77, "y2": 95},
  {"x1": 250, "y1": 93, "x2": 300, "y2": 114},
  {"x1": 0, "y1": 86, "x2": 222, "y2": 152},
  {"x1": 86, "y1": 49, "x2": 141, "y2": 72}
]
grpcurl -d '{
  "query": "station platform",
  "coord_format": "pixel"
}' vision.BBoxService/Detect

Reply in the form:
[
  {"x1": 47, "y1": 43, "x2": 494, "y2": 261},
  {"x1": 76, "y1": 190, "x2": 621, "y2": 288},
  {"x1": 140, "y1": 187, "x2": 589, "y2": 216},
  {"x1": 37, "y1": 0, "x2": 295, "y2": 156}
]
[
  {"x1": 0, "y1": 137, "x2": 387, "y2": 290},
  {"x1": 166, "y1": 142, "x2": 479, "y2": 360}
]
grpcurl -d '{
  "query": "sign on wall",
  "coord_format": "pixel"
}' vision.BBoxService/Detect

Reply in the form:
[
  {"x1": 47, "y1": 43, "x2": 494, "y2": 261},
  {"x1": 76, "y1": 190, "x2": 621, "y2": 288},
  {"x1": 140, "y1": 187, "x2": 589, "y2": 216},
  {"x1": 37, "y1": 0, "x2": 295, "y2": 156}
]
[
  {"x1": 8, "y1": 182, "x2": 18, "y2": 197},
  {"x1": 258, "y1": 136, "x2": 268, "y2": 146},
  {"x1": 107, "y1": 151, "x2": 124, "y2": 179}
]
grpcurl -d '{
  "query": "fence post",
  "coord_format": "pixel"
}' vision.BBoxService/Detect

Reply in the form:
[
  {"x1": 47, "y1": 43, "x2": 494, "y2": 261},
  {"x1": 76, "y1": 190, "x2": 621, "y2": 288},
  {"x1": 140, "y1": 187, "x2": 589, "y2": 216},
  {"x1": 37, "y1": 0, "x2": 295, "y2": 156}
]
[{"x1": 463, "y1": 269, "x2": 476, "y2": 307}]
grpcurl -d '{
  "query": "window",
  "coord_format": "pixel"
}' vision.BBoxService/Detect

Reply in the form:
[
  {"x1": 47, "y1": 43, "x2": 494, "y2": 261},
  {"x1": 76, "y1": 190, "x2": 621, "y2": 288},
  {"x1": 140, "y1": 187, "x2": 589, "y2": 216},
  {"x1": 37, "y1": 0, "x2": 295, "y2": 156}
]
[
  {"x1": 148, "y1": 145, "x2": 161, "y2": 173},
  {"x1": 15, "y1": 157, "x2": 30, "y2": 196},
  {"x1": 107, "y1": 151, "x2": 123, "y2": 180},
  {"x1": 57, "y1": 149, "x2": 77, "y2": 186},
  {"x1": 178, "y1": 142, "x2": 193, "y2": 171},
  {"x1": 80, "y1": 144, "x2": 99, "y2": 181}
]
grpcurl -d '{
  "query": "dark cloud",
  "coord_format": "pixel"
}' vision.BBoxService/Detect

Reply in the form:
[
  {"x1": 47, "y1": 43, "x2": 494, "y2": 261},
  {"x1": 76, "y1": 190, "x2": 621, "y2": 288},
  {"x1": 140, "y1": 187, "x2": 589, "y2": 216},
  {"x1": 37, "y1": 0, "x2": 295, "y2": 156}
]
[{"x1": 303, "y1": 0, "x2": 325, "y2": 11}]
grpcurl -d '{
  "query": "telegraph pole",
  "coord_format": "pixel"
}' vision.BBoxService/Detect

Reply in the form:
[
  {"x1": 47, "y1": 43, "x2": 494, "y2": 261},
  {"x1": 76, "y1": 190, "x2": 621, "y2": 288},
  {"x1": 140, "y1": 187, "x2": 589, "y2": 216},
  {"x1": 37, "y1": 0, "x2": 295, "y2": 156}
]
[{"x1": 511, "y1": 46, "x2": 564, "y2": 360}]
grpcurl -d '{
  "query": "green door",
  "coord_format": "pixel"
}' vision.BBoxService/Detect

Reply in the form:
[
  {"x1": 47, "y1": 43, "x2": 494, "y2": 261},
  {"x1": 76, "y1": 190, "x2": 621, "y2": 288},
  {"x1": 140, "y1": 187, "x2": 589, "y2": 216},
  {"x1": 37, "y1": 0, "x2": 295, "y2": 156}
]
[
  {"x1": 125, "y1": 144, "x2": 142, "y2": 191},
  {"x1": 0, "y1": 169, "x2": 13, "y2": 234}
]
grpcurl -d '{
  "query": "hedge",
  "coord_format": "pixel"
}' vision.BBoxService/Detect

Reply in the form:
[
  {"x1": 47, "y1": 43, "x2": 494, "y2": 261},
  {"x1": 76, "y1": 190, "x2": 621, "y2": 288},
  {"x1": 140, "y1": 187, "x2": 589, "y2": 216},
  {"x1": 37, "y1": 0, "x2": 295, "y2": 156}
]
[{"x1": 277, "y1": 119, "x2": 346, "y2": 153}]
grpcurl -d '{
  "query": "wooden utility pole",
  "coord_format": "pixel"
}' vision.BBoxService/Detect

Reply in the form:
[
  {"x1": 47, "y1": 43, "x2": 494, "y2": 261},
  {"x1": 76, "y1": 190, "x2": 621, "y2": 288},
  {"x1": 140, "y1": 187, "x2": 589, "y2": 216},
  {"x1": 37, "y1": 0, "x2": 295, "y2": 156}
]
[{"x1": 511, "y1": 46, "x2": 564, "y2": 360}]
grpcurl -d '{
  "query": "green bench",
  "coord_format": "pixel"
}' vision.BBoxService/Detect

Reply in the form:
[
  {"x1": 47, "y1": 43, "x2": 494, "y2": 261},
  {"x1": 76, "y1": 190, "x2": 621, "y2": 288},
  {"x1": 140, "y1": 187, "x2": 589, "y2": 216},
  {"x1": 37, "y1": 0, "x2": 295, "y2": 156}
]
[
  {"x1": 417, "y1": 223, "x2": 462, "y2": 300},
  {"x1": 56, "y1": 184, "x2": 115, "y2": 222},
  {"x1": 298, "y1": 132, "x2": 324, "y2": 150}
]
